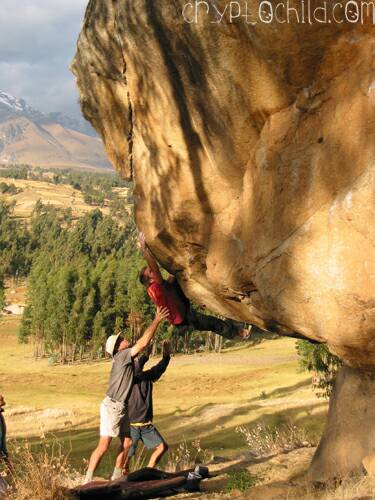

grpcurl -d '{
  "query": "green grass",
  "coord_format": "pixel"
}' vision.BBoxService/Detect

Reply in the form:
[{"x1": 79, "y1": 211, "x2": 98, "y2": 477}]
[
  {"x1": 0, "y1": 315, "x2": 327, "y2": 478},
  {"x1": 224, "y1": 470, "x2": 257, "y2": 492}
]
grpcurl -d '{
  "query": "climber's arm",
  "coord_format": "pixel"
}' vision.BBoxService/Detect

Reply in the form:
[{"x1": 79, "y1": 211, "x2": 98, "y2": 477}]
[{"x1": 138, "y1": 232, "x2": 163, "y2": 284}]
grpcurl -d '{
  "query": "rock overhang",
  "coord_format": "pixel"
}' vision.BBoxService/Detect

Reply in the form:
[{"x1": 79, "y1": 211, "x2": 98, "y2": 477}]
[{"x1": 72, "y1": 0, "x2": 375, "y2": 369}]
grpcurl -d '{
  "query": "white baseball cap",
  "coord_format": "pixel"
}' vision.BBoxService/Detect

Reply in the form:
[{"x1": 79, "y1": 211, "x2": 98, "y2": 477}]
[{"x1": 105, "y1": 333, "x2": 121, "y2": 357}]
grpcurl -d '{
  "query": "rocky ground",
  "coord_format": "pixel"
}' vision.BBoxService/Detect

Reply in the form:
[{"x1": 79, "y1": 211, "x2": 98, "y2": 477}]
[
  {"x1": 173, "y1": 447, "x2": 315, "y2": 499},
  {"x1": 174, "y1": 448, "x2": 375, "y2": 499}
]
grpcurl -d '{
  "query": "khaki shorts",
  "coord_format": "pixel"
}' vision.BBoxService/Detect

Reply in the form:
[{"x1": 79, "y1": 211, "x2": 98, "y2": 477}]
[{"x1": 100, "y1": 396, "x2": 130, "y2": 438}]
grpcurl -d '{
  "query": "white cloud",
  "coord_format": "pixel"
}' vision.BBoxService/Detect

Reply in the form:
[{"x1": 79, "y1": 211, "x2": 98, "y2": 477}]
[
  {"x1": 0, "y1": 0, "x2": 89, "y2": 116},
  {"x1": 0, "y1": 61, "x2": 79, "y2": 115}
]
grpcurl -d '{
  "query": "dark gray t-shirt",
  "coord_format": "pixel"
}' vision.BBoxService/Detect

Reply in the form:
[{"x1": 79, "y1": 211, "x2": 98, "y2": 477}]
[{"x1": 106, "y1": 348, "x2": 134, "y2": 403}]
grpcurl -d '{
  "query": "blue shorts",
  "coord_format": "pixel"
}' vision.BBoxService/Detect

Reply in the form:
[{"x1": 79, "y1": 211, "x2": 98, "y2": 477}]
[{"x1": 128, "y1": 424, "x2": 164, "y2": 457}]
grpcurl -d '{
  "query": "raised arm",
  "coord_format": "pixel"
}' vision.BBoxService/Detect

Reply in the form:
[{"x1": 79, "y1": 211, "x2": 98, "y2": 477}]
[
  {"x1": 135, "y1": 341, "x2": 171, "y2": 383},
  {"x1": 138, "y1": 232, "x2": 163, "y2": 284},
  {"x1": 130, "y1": 307, "x2": 169, "y2": 358}
]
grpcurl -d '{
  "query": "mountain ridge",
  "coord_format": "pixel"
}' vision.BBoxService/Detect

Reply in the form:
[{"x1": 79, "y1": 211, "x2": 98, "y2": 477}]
[
  {"x1": 0, "y1": 91, "x2": 111, "y2": 170},
  {"x1": 0, "y1": 90, "x2": 96, "y2": 136}
]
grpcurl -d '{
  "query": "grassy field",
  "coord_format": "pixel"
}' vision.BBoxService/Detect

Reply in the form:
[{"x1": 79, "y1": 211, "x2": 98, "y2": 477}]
[
  {"x1": 0, "y1": 314, "x2": 328, "y2": 478},
  {"x1": 0, "y1": 177, "x2": 128, "y2": 218}
]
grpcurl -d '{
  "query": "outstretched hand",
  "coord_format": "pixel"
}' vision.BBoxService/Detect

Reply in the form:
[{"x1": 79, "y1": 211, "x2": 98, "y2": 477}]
[
  {"x1": 155, "y1": 306, "x2": 170, "y2": 323},
  {"x1": 138, "y1": 232, "x2": 147, "y2": 252}
]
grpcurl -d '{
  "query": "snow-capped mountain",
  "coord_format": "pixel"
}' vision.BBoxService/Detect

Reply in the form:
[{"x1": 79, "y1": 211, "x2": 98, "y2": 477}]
[
  {"x1": 0, "y1": 91, "x2": 96, "y2": 137},
  {"x1": 0, "y1": 91, "x2": 111, "y2": 170},
  {"x1": 0, "y1": 91, "x2": 44, "y2": 122}
]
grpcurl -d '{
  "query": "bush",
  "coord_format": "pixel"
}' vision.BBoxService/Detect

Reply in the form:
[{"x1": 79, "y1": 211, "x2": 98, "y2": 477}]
[
  {"x1": 236, "y1": 421, "x2": 311, "y2": 457},
  {"x1": 1, "y1": 438, "x2": 80, "y2": 499},
  {"x1": 166, "y1": 440, "x2": 213, "y2": 472},
  {"x1": 0, "y1": 182, "x2": 20, "y2": 195},
  {"x1": 296, "y1": 341, "x2": 342, "y2": 398}
]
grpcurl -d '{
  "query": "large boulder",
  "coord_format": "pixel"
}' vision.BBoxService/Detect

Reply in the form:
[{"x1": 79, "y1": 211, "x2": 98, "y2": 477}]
[
  {"x1": 72, "y1": 0, "x2": 375, "y2": 478},
  {"x1": 309, "y1": 366, "x2": 375, "y2": 482}
]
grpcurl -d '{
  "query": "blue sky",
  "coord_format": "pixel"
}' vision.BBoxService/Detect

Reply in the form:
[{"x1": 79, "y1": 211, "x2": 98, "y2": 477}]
[{"x1": 0, "y1": 0, "x2": 89, "y2": 117}]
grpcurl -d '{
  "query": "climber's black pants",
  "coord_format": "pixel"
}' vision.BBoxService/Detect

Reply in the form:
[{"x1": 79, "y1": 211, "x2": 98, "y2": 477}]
[{"x1": 173, "y1": 308, "x2": 236, "y2": 339}]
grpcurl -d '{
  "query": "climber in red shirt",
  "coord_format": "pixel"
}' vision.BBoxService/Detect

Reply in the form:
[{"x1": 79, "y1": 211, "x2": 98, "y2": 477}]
[{"x1": 138, "y1": 233, "x2": 250, "y2": 340}]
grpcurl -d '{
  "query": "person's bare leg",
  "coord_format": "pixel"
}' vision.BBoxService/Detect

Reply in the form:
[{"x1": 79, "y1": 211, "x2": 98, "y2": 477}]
[
  {"x1": 112, "y1": 437, "x2": 132, "y2": 478},
  {"x1": 148, "y1": 442, "x2": 168, "y2": 468},
  {"x1": 122, "y1": 444, "x2": 134, "y2": 476},
  {"x1": 85, "y1": 436, "x2": 112, "y2": 483},
  {"x1": 122, "y1": 454, "x2": 131, "y2": 475}
]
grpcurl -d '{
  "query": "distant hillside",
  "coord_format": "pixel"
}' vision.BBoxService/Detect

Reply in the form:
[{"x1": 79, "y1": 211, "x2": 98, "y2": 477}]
[
  {"x1": 0, "y1": 91, "x2": 111, "y2": 170},
  {"x1": 0, "y1": 166, "x2": 131, "y2": 219}
]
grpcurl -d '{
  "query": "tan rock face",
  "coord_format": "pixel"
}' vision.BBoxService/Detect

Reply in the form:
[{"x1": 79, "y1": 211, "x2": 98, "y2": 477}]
[
  {"x1": 363, "y1": 454, "x2": 375, "y2": 476},
  {"x1": 309, "y1": 366, "x2": 375, "y2": 481},
  {"x1": 72, "y1": 1, "x2": 375, "y2": 369}
]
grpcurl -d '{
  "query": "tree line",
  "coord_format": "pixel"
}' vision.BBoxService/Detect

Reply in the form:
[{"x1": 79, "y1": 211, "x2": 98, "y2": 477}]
[
  {"x1": 0, "y1": 199, "x2": 159, "y2": 361},
  {"x1": 0, "y1": 199, "x2": 224, "y2": 362},
  {"x1": 0, "y1": 179, "x2": 341, "y2": 389}
]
